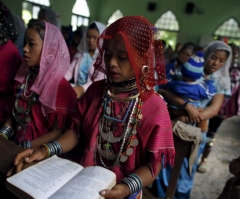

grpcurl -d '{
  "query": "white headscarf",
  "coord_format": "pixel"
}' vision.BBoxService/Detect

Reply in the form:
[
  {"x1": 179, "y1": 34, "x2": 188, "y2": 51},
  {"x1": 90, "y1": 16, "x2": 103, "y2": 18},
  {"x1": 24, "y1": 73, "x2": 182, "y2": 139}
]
[
  {"x1": 77, "y1": 21, "x2": 106, "y2": 59},
  {"x1": 203, "y1": 40, "x2": 232, "y2": 93}
]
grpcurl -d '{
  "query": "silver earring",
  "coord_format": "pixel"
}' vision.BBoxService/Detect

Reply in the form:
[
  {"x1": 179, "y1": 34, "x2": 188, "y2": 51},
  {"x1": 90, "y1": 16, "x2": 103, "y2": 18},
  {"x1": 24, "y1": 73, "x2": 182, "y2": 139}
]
[{"x1": 142, "y1": 65, "x2": 149, "y2": 73}]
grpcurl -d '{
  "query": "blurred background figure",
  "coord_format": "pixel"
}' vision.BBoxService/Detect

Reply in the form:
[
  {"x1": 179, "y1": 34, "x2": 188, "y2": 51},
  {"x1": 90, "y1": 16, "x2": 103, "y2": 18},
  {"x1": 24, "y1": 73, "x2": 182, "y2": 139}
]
[
  {"x1": 12, "y1": 14, "x2": 26, "y2": 56},
  {"x1": 171, "y1": 42, "x2": 182, "y2": 60},
  {"x1": 68, "y1": 26, "x2": 86, "y2": 62},
  {"x1": 61, "y1": 25, "x2": 73, "y2": 47},
  {"x1": 220, "y1": 43, "x2": 240, "y2": 118},
  {"x1": 38, "y1": 7, "x2": 60, "y2": 29}
]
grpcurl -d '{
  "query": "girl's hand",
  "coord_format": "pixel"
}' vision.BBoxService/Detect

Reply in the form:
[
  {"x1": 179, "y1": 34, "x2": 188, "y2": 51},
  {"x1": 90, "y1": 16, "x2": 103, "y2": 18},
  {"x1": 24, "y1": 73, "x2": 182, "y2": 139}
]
[
  {"x1": 6, "y1": 147, "x2": 48, "y2": 177},
  {"x1": 185, "y1": 103, "x2": 203, "y2": 123},
  {"x1": 100, "y1": 183, "x2": 130, "y2": 199}
]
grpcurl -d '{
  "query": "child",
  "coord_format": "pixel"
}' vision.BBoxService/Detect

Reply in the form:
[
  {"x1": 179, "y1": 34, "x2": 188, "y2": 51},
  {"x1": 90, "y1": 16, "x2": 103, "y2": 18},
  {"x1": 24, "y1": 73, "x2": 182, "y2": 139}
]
[
  {"x1": 166, "y1": 52, "x2": 215, "y2": 131},
  {"x1": 8, "y1": 16, "x2": 175, "y2": 199},
  {"x1": 65, "y1": 21, "x2": 106, "y2": 98},
  {"x1": 217, "y1": 156, "x2": 240, "y2": 199},
  {"x1": 0, "y1": 21, "x2": 76, "y2": 149}
]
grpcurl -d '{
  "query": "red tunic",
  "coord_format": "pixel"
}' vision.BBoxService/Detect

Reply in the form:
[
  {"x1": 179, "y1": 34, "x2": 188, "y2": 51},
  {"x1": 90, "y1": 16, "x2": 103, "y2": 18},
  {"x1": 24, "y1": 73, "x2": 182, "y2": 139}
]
[
  {"x1": 71, "y1": 80, "x2": 175, "y2": 182},
  {"x1": 13, "y1": 77, "x2": 76, "y2": 144},
  {"x1": 0, "y1": 40, "x2": 22, "y2": 126}
]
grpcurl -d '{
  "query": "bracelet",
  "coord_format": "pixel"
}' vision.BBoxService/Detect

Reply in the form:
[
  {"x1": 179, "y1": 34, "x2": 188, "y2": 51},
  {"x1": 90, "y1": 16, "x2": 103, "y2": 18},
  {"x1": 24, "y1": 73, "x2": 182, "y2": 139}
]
[
  {"x1": 41, "y1": 144, "x2": 51, "y2": 158},
  {"x1": 120, "y1": 174, "x2": 143, "y2": 196},
  {"x1": 41, "y1": 141, "x2": 63, "y2": 158},
  {"x1": 20, "y1": 140, "x2": 32, "y2": 149},
  {"x1": 0, "y1": 125, "x2": 14, "y2": 139},
  {"x1": 181, "y1": 101, "x2": 188, "y2": 110},
  {"x1": 0, "y1": 133, "x2": 8, "y2": 139}
]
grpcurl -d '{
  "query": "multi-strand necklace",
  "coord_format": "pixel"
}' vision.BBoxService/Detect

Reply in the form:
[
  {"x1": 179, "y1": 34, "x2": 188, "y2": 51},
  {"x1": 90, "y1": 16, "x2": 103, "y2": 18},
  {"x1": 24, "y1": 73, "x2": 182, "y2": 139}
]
[
  {"x1": 97, "y1": 78, "x2": 143, "y2": 168},
  {"x1": 12, "y1": 69, "x2": 39, "y2": 132}
]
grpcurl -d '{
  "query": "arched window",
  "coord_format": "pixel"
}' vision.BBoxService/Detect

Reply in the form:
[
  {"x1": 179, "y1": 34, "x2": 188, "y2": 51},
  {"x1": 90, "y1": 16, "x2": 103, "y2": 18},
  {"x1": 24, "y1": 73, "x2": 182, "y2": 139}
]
[
  {"x1": 214, "y1": 18, "x2": 240, "y2": 45},
  {"x1": 71, "y1": 0, "x2": 90, "y2": 31},
  {"x1": 155, "y1": 10, "x2": 179, "y2": 50},
  {"x1": 22, "y1": 0, "x2": 50, "y2": 26},
  {"x1": 107, "y1": 9, "x2": 123, "y2": 26}
]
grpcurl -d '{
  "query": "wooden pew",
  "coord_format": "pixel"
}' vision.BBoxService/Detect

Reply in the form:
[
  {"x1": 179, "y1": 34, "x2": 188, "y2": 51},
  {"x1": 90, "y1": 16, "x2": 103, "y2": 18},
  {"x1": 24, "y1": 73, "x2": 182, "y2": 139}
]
[{"x1": 0, "y1": 136, "x2": 23, "y2": 198}]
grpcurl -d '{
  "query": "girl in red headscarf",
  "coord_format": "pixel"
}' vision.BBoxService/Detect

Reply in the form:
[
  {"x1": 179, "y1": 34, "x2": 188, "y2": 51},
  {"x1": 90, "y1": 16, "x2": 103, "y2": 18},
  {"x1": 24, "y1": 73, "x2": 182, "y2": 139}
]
[
  {"x1": 9, "y1": 16, "x2": 175, "y2": 199},
  {"x1": 0, "y1": 21, "x2": 76, "y2": 149}
]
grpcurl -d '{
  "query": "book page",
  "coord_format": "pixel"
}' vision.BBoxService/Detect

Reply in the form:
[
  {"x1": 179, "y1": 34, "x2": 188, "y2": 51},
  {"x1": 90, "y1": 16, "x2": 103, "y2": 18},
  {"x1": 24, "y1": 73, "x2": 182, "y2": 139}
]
[
  {"x1": 6, "y1": 155, "x2": 83, "y2": 199},
  {"x1": 49, "y1": 166, "x2": 116, "y2": 199}
]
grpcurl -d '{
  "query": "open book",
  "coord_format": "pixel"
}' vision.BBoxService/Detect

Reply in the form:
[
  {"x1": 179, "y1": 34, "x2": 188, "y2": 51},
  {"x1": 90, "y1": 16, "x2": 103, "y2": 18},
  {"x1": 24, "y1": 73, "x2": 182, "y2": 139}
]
[{"x1": 6, "y1": 155, "x2": 116, "y2": 199}]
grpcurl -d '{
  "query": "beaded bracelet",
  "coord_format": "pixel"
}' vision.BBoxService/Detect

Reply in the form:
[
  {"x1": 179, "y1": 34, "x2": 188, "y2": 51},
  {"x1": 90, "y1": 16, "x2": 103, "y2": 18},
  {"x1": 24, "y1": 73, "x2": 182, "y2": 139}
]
[
  {"x1": 0, "y1": 125, "x2": 14, "y2": 139},
  {"x1": 41, "y1": 141, "x2": 63, "y2": 158},
  {"x1": 120, "y1": 173, "x2": 143, "y2": 196}
]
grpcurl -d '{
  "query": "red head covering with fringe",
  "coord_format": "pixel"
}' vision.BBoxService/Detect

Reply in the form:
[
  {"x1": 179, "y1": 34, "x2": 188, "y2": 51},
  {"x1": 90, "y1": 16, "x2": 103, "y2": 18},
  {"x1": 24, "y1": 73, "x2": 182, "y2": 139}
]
[{"x1": 93, "y1": 16, "x2": 167, "y2": 101}]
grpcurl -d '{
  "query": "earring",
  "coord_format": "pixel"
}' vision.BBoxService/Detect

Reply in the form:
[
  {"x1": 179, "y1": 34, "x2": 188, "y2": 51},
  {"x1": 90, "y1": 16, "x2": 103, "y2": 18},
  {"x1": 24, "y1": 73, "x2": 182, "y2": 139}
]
[
  {"x1": 141, "y1": 65, "x2": 151, "y2": 91},
  {"x1": 142, "y1": 65, "x2": 149, "y2": 73}
]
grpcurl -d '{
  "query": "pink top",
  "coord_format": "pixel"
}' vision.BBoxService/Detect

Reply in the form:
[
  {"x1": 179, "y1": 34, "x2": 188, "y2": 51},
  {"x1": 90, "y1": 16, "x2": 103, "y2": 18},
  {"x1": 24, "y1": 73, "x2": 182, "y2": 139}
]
[
  {"x1": 13, "y1": 78, "x2": 76, "y2": 144},
  {"x1": 0, "y1": 40, "x2": 22, "y2": 125},
  {"x1": 70, "y1": 80, "x2": 175, "y2": 182}
]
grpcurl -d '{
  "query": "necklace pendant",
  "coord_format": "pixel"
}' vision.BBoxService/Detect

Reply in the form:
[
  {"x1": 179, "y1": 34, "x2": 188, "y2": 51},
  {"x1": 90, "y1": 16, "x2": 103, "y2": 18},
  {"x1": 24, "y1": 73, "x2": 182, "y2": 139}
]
[
  {"x1": 133, "y1": 108, "x2": 138, "y2": 114},
  {"x1": 16, "y1": 105, "x2": 25, "y2": 113},
  {"x1": 120, "y1": 155, "x2": 128, "y2": 162},
  {"x1": 17, "y1": 125, "x2": 22, "y2": 131},
  {"x1": 25, "y1": 117, "x2": 31, "y2": 123},
  {"x1": 138, "y1": 114, "x2": 143, "y2": 120},
  {"x1": 100, "y1": 130, "x2": 124, "y2": 143},
  {"x1": 106, "y1": 107, "x2": 111, "y2": 115},
  {"x1": 97, "y1": 147, "x2": 117, "y2": 160},
  {"x1": 131, "y1": 117, "x2": 136, "y2": 123},
  {"x1": 126, "y1": 148, "x2": 134, "y2": 155},
  {"x1": 132, "y1": 129, "x2": 137, "y2": 135},
  {"x1": 130, "y1": 139, "x2": 139, "y2": 146}
]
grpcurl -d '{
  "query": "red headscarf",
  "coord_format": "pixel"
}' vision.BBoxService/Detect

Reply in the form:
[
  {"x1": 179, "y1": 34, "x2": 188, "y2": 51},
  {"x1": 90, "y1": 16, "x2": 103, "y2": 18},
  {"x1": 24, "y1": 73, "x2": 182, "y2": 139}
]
[{"x1": 93, "y1": 16, "x2": 167, "y2": 101}]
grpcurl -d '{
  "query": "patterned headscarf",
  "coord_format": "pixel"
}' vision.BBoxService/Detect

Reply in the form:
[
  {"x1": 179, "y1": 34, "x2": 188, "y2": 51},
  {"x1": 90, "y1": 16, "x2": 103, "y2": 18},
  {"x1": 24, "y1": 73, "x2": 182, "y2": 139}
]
[
  {"x1": 93, "y1": 16, "x2": 166, "y2": 101},
  {"x1": 15, "y1": 21, "x2": 70, "y2": 116},
  {"x1": 0, "y1": 1, "x2": 17, "y2": 45}
]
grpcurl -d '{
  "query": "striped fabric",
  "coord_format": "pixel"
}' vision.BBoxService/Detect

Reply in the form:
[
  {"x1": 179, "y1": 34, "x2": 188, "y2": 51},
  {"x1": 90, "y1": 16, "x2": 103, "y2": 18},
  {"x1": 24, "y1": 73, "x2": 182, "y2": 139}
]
[
  {"x1": 181, "y1": 51, "x2": 204, "y2": 80},
  {"x1": 71, "y1": 80, "x2": 175, "y2": 183},
  {"x1": 13, "y1": 78, "x2": 76, "y2": 144}
]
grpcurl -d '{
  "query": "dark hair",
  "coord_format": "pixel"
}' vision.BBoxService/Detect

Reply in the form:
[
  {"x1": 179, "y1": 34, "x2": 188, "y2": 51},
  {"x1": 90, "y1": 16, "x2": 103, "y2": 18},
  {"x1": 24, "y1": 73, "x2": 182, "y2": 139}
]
[
  {"x1": 28, "y1": 21, "x2": 46, "y2": 41},
  {"x1": 88, "y1": 22, "x2": 99, "y2": 32},
  {"x1": 180, "y1": 42, "x2": 195, "y2": 53},
  {"x1": 217, "y1": 49, "x2": 230, "y2": 58}
]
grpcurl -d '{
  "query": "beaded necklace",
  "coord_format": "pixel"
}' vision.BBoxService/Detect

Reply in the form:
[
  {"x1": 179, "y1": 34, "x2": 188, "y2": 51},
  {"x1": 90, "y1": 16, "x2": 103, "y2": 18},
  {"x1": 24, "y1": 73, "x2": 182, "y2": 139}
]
[
  {"x1": 96, "y1": 78, "x2": 143, "y2": 168},
  {"x1": 12, "y1": 69, "x2": 39, "y2": 132}
]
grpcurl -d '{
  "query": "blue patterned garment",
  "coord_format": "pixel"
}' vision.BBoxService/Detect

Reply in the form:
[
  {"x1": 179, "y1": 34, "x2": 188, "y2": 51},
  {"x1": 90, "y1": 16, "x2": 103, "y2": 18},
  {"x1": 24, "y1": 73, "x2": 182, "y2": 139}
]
[{"x1": 77, "y1": 52, "x2": 94, "y2": 86}]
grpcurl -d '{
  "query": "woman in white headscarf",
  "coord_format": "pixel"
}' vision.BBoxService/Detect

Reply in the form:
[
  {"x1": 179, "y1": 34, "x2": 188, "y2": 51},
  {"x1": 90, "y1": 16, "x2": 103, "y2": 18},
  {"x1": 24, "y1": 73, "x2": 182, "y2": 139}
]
[
  {"x1": 155, "y1": 40, "x2": 232, "y2": 199},
  {"x1": 65, "y1": 21, "x2": 106, "y2": 98}
]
